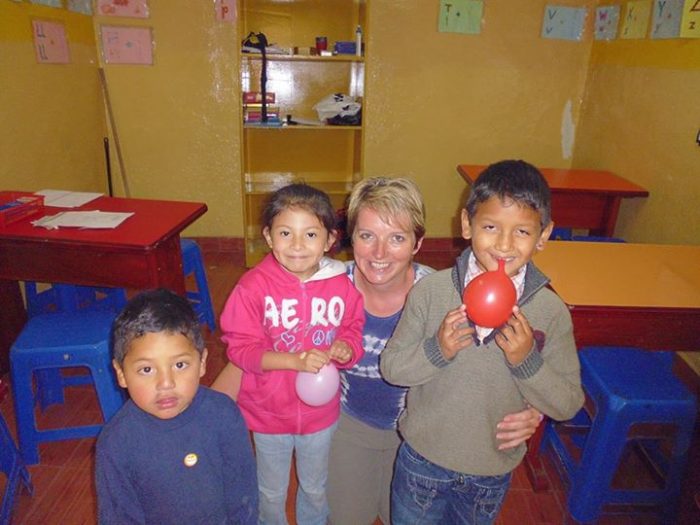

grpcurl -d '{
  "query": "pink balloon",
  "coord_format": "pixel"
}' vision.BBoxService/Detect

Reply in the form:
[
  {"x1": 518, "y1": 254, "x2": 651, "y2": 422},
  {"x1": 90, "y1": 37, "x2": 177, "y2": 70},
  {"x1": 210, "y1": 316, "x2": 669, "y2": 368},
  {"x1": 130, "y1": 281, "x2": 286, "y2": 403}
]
[{"x1": 295, "y1": 363, "x2": 340, "y2": 407}]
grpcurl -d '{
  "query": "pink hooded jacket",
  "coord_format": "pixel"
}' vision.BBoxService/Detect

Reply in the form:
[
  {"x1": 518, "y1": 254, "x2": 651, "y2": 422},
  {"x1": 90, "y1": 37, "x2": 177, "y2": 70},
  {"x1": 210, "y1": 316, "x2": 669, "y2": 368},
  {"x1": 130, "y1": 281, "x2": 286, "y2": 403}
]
[{"x1": 220, "y1": 254, "x2": 365, "y2": 434}]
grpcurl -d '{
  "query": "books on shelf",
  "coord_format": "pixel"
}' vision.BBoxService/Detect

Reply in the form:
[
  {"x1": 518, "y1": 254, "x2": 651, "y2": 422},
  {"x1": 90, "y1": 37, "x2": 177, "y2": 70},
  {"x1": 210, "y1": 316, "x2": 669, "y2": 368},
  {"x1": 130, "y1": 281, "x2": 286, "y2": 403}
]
[{"x1": 244, "y1": 105, "x2": 281, "y2": 123}]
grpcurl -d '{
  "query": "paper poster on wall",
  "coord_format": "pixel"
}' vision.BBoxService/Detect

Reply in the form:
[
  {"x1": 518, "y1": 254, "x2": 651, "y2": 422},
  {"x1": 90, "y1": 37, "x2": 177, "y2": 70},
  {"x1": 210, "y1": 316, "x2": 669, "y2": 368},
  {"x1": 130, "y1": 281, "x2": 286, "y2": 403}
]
[
  {"x1": 97, "y1": 0, "x2": 149, "y2": 18},
  {"x1": 101, "y1": 25, "x2": 153, "y2": 65},
  {"x1": 594, "y1": 5, "x2": 621, "y2": 40},
  {"x1": 32, "y1": 20, "x2": 70, "y2": 64},
  {"x1": 67, "y1": 0, "x2": 93, "y2": 16},
  {"x1": 30, "y1": 0, "x2": 62, "y2": 7},
  {"x1": 651, "y1": 0, "x2": 683, "y2": 38},
  {"x1": 621, "y1": 0, "x2": 652, "y2": 39},
  {"x1": 680, "y1": 0, "x2": 700, "y2": 37},
  {"x1": 215, "y1": 0, "x2": 237, "y2": 23},
  {"x1": 438, "y1": 0, "x2": 484, "y2": 35},
  {"x1": 542, "y1": 5, "x2": 588, "y2": 41}
]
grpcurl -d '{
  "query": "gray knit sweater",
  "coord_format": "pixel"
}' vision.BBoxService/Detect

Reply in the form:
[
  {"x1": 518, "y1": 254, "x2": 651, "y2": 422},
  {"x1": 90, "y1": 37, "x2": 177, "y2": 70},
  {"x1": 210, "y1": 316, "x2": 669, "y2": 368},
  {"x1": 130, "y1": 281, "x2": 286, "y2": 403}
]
[{"x1": 380, "y1": 248, "x2": 584, "y2": 476}]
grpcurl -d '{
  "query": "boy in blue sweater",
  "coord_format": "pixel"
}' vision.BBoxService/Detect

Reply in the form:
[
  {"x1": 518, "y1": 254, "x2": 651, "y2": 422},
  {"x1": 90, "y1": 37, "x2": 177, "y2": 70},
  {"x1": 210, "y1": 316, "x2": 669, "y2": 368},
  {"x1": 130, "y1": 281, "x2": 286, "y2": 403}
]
[{"x1": 95, "y1": 289, "x2": 258, "y2": 524}]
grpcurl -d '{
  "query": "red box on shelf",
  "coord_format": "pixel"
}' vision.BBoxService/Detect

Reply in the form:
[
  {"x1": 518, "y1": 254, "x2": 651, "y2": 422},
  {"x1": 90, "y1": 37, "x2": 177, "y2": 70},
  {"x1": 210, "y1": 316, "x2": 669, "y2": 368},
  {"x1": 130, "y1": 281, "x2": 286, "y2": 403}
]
[
  {"x1": 0, "y1": 193, "x2": 44, "y2": 228},
  {"x1": 242, "y1": 91, "x2": 275, "y2": 104}
]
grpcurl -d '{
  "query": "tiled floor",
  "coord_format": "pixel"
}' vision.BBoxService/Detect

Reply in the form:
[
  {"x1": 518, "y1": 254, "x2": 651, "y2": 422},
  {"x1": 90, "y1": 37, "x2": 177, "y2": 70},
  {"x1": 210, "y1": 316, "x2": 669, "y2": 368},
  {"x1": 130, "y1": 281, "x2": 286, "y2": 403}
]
[{"x1": 0, "y1": 250, "x2": 696, "y2": 524}]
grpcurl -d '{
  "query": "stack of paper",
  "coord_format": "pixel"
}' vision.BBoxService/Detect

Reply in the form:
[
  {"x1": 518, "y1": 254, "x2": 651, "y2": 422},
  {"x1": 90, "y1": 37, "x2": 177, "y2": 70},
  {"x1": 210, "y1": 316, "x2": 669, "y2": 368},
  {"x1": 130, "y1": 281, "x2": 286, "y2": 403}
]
[
  {"x1": 36, "y1": 189, "x2": 103, "y2": 208},
  {"x1": 32, "y1": 211, "x2": 134, "y2": 230}
]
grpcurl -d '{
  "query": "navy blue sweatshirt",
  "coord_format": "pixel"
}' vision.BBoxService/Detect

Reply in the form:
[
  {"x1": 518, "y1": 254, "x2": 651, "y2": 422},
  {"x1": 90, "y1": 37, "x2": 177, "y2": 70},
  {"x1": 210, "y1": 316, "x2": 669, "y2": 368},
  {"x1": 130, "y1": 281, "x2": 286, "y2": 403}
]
[{"x1": 96, "y1": 387, "x2": 258, "y2": 524}]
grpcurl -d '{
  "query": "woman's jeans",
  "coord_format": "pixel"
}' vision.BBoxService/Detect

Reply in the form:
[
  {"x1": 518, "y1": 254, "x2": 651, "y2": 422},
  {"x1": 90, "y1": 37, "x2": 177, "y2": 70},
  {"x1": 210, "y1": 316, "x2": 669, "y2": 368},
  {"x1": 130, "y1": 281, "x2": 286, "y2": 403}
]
[
  {"x1": 253, "y1": 423, "x2": 337, "y2": 525},
  {"x1": 391, "y1": 442, "x2": 511, "y2": 525}
]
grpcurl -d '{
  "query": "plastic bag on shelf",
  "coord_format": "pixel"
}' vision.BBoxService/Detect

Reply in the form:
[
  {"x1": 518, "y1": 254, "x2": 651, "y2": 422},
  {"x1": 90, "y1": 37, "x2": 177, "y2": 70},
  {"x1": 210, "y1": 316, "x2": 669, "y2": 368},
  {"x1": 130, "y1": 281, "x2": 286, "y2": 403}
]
[{"x1": 313, "y1": 94, "x2": 361, "y2": 125}]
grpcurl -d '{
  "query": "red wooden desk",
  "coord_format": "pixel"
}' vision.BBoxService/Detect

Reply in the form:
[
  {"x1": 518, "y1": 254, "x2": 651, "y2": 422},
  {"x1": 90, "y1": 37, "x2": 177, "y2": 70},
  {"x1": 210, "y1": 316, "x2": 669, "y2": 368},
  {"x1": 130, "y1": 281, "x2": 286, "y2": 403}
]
[
  {"x1": 457, "y1": 165, "x2": 649, "y2": 237},
  {"x1": 525, "y1": 241, "x2": 700, "y2": 491},
  {"x1": 0, "y1": 193, "x2": 207, "y2": 374}
]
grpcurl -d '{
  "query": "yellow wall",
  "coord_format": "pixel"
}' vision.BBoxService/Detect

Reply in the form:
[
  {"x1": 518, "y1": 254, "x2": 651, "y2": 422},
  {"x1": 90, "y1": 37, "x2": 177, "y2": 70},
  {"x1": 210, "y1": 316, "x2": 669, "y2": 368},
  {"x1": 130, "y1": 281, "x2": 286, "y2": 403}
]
[
  {"x1": 93, "y1": 0, "x2": 240, "y2": 237},
  {"x1": 0, "y1": 0, "x2": 105, "y2": 192},
  {"x1": 364, "y1": 0, "x2": 594, "y2": 236},
  {"x1": 2, "y1": 0, "x2": 698, "y2": 244},
  {"x1": 574, "y1": 39, "x2": 700, "y2": 244}
]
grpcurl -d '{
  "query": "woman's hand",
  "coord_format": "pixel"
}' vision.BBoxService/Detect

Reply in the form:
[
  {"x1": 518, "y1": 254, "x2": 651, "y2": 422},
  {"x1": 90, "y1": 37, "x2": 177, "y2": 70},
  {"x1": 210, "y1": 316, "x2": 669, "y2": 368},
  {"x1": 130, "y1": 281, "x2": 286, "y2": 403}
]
[{"x1": 496, "y1": 405, "x2": 543, "y2": 450}]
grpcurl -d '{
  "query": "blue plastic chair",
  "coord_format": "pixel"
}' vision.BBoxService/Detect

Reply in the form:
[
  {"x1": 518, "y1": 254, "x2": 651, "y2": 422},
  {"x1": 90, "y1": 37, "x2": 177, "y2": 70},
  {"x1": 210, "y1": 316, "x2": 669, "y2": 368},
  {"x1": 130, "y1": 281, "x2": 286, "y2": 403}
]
[
  {"x1": 181, "y1": 239, "x2": 216, "y2": 332},
  {"x1": 0, "y1": 382, "x2": 33, "y2": 524},
  {"x1": 544, "y1": 347, "x2": 697, "y2": 523},
  {"x1": 10, "y1": 311, "x2": 125, "y2": 465},
  {"x1": 24, "y1": 282, "x2": 127, "y2": 317}
]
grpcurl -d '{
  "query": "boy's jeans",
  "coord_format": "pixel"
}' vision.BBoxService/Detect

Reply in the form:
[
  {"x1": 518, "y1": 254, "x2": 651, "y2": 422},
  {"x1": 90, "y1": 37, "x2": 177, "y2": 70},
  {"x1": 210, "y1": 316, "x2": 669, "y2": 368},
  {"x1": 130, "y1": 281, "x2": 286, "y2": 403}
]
[
  {"x1": 253, "y1": 422, "x2": 337, "y2": 525},
  {"x1": 391, "y1": 442, "x2": 511, "y2": 525}
]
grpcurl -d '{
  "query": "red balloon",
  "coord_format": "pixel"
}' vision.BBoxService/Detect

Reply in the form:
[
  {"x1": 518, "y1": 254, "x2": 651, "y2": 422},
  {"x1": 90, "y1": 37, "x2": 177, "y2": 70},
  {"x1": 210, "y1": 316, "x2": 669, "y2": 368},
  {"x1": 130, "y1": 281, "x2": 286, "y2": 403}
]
[{"x1": 463, "y1": 259, "x2": 516, "y2": 328}]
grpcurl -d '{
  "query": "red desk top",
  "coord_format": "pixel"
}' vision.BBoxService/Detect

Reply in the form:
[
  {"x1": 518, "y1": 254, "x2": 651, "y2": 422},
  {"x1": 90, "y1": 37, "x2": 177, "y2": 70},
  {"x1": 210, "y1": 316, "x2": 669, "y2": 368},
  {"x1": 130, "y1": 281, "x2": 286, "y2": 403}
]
[
  {"x1": 457, "y1": 165, "x2": 649, "y2": 197},
  {"x1": 0, "y1": 192, "x2": 207, "y2": 249}
]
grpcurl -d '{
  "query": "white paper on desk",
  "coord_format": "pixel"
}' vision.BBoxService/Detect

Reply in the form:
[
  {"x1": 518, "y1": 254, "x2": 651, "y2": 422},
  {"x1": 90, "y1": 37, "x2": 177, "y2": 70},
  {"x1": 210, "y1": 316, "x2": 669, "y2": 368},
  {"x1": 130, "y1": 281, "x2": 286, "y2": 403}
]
[
  {"x1": 35, "y1": 189, "x2": 103, "y2": 208},
  {"x1": 32, "y1": 211, "x2": 134, "y2": 230}
]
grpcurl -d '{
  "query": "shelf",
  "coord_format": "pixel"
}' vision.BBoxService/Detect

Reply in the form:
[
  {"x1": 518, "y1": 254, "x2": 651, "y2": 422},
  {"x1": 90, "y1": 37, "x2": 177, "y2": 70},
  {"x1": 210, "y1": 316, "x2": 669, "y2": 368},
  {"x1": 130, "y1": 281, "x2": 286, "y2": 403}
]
[
  {"x1": 242, "y1": 53, "x2": 363, "y2": 63},
  {"x1": 243, "y1": 124, "x2": 361, "y2": 131},
  {"x1": 244, "y1": 175, "x2": 355, "y2": 195}
]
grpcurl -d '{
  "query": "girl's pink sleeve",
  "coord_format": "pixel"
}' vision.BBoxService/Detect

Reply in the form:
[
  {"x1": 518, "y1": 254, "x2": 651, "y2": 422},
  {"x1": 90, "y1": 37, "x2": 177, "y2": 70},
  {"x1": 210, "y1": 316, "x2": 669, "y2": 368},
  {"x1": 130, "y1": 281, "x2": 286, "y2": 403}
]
[
  {"x1": 220, "y1": 283, "x2": 269, "y2": 375},
  {"x1": 334, "y1": 280, "x2": 365, "y2": 370}
]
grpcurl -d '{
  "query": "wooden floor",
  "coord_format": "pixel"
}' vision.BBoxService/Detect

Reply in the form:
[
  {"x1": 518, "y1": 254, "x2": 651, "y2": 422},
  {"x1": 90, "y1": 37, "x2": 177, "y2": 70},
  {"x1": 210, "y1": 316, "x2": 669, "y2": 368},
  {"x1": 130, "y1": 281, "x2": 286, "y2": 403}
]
[{"x1": 0, "y1": 249, "x2": 697, "y2": 524}]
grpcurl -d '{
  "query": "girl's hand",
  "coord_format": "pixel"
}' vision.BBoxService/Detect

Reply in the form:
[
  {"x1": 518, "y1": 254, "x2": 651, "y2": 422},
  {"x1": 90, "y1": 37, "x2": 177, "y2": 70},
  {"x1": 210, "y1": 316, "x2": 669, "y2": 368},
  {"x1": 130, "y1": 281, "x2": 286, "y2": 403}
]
[
  {"x1": 437, "y1": 304, "x2": 474, "y2": 360},
  {"x1": 496, "y1": 405, "x2": 544, "y2": 450},
  {"x1": 495, "y1": 306, "x2": 533, "y2": 366},
  {"x1": 297, "y1": 349, "x2": 330, "y2": 373},
  {"x1": 328, "y1": 340, "x2": 352, "y2": 364}
]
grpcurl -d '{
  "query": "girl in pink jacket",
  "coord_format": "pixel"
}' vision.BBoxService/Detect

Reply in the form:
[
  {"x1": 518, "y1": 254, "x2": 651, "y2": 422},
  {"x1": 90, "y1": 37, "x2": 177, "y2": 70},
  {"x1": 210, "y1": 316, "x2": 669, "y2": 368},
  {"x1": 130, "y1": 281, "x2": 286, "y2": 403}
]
[{"x1": 220, "y1": 183, "x2": 364, "y2": 525}]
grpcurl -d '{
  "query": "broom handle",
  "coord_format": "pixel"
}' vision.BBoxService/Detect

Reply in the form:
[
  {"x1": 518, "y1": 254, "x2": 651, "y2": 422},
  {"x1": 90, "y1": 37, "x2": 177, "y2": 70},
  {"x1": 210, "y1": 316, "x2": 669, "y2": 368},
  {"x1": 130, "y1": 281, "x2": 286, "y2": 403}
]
[{"x1": 98, "y1": 68, "x2": 131, "y2": 198}]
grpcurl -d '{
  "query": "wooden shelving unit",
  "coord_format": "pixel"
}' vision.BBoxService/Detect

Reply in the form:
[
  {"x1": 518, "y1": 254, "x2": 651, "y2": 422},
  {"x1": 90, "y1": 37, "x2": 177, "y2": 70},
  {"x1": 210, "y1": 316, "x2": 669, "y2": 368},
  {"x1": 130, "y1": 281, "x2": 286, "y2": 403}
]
[{"x1": 239, "y1": 0, "x2": 367, "y2": 266}]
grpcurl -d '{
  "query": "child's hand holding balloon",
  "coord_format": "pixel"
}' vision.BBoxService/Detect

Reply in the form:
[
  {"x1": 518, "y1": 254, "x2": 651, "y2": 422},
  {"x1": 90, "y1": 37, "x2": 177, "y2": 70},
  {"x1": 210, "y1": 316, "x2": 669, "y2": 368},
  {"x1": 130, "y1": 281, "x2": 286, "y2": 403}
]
[
  {"x1": 328, "y1": 340, "x2": 352, "y2": 364},
  {"x1": 296, "y1": 349, "x2": 330, "y2": 373},
  {"x1": 437, "y1": 305, "x2": 475, "y2": 360},
  {"x1": 494, "y1": 306, "x2": 534, "y2": 366}
]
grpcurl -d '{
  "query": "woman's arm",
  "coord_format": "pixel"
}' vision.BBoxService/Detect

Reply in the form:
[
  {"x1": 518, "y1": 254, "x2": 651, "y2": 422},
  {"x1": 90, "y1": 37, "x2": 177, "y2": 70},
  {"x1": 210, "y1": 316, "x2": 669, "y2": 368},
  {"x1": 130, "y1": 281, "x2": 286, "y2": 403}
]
[
  {"x1": 496, "y1": 405, "x2": 543, "y2": 450},
  {"x1": 210, "y1": 362, "x2": 243, "y2": 401}
]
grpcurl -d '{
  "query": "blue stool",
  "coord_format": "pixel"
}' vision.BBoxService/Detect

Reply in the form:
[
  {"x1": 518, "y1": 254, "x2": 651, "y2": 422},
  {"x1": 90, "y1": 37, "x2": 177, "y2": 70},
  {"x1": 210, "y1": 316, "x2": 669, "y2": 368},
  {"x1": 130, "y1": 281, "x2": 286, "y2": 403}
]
[
  {"x1": 0, "y1": 383, "x2": 33, "y2": 524},
  {"x1": 572, "y1": 235, "x2": 626, "y2": 243},
  {"x1": 544, "y1": 347, "x2": 697, "y2": 523},
  {"x1": 10, "y1": 311, "x2": 126, "y2": 465},
  {"x1": 24, "y1": 282, "x2": 127, "y2": 317},
  {"x1": 549, "y1": 227, "x2": 625, "y2": 243},
  {"x1": 181, "y1": 239, "x2": 216, "y2": 332},
  {"x1": 549, "y1": 227, "x2": 573, "y2": 240},
  {"x1": 23, "y1": 283, "x2": 126, "y2": 411}
]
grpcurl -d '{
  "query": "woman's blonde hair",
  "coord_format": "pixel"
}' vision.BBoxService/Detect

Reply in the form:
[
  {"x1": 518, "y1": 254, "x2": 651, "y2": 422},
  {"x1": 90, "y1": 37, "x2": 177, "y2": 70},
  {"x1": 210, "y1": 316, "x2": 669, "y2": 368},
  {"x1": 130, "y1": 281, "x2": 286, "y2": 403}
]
[{"x1": 346, "y1": 177, "x2": 426, "y2": 243}]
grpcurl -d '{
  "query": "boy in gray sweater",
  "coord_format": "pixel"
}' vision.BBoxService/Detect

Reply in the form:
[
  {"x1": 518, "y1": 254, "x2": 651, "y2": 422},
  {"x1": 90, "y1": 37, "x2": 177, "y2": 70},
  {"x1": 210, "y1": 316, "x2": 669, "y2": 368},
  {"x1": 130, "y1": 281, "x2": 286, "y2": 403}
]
[{"x1": 381, "y1": 160, "x2": 584, "y2": 524}]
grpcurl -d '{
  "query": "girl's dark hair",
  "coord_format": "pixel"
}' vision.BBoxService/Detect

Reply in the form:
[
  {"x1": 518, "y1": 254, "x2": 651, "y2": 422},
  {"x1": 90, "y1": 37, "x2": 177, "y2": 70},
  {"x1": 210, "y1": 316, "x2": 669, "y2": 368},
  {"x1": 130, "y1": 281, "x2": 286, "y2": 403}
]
[
  {"x1": 465, "y1": 159, "x2": 552, "y2": 229},
  {"x1": 112, "y1": 288, "x2": 204, "y2": 365},
  {"x1": 262, "y1": 183, "x2": 337, "y2": 232}
]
